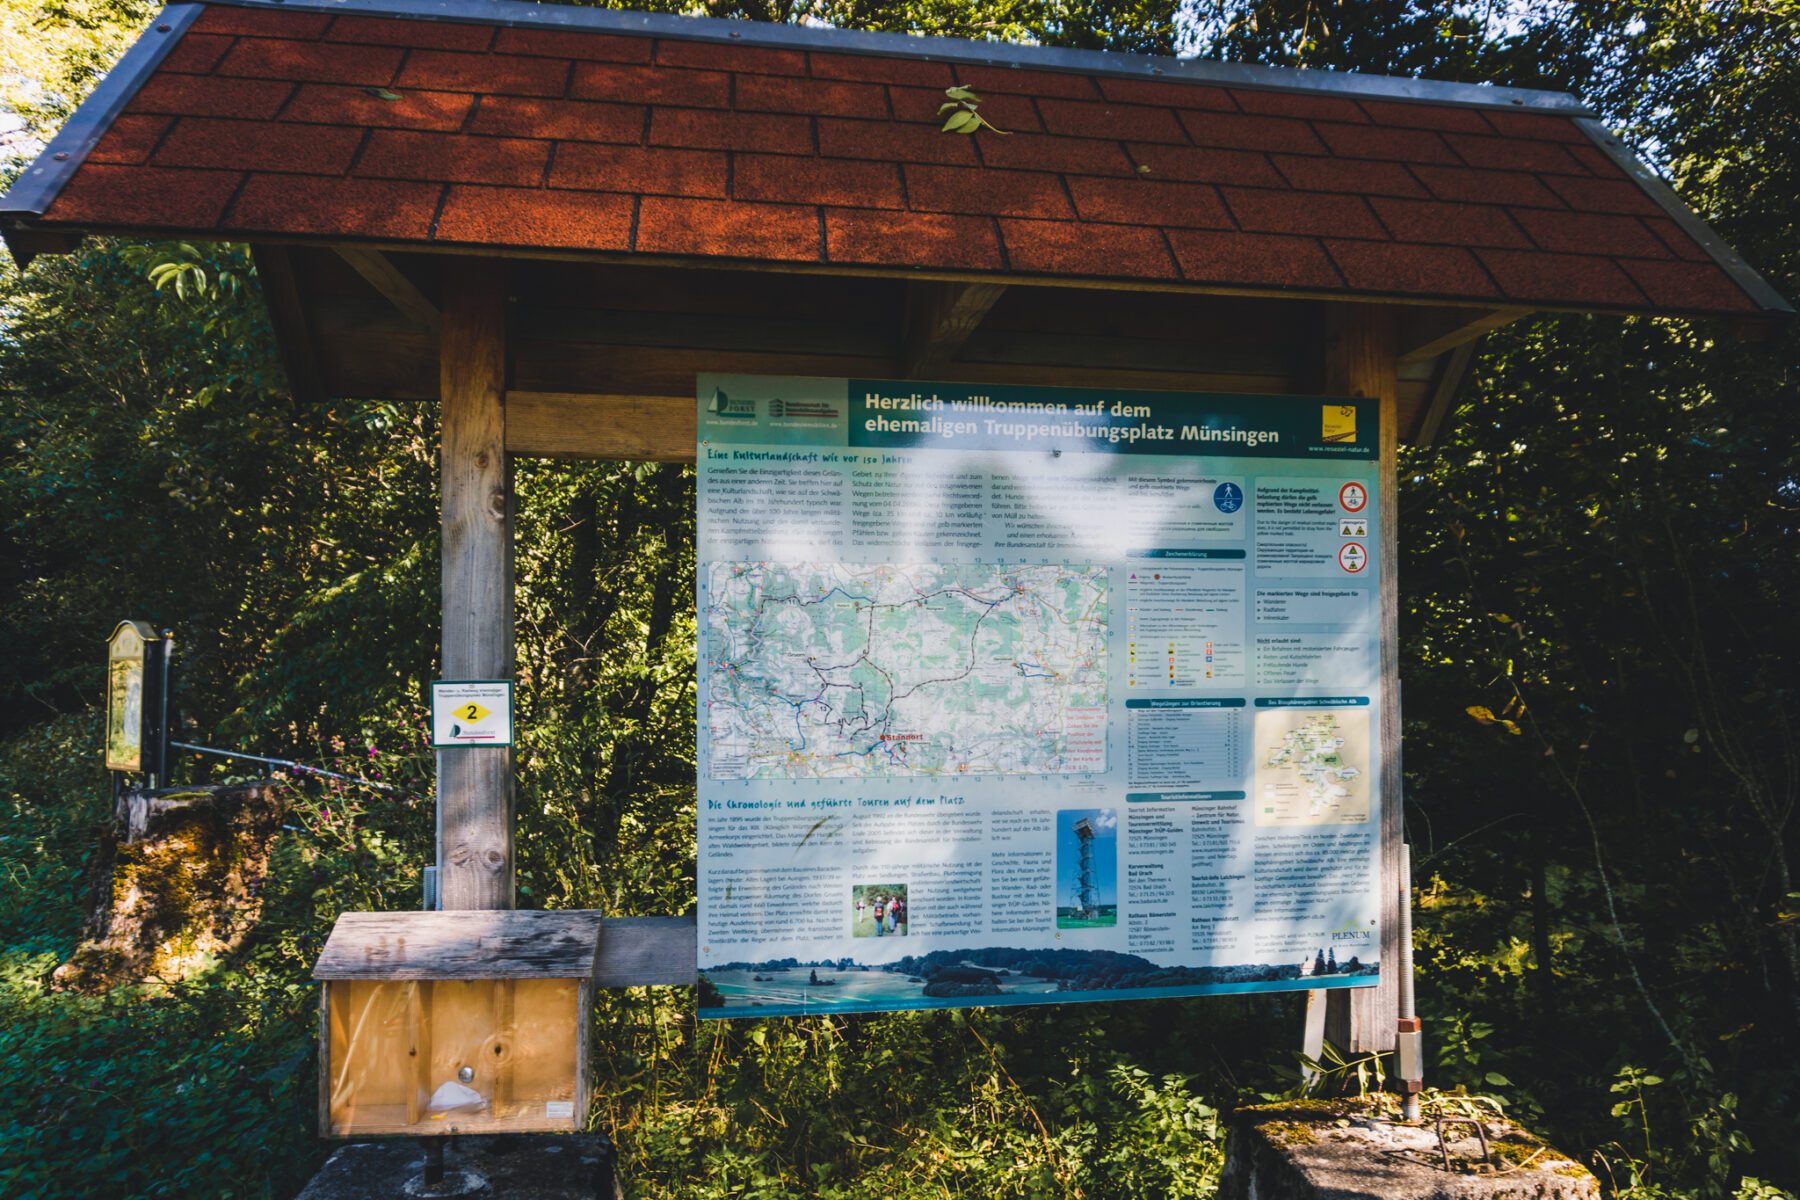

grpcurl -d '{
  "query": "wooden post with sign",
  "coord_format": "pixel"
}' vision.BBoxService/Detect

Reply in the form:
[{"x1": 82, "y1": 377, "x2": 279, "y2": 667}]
[
  {"x1": 1321, "y1": 306, "x2": 1403, "y2": 1056},
  {"x1": 437, "y1": 259, "x2": 514, "y2": 913}
]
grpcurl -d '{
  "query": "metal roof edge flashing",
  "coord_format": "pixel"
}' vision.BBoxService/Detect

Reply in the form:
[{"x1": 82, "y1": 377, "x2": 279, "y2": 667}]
[
  {"x1": 204, "y1": 0, "x2": 1592, "y2": 115},
  {"x1": 0, "y1": 3, "x2": 204, "y2": 235},
  {"x1": 1572, "y1": 118, "x2": 1793, "y2": 316}
]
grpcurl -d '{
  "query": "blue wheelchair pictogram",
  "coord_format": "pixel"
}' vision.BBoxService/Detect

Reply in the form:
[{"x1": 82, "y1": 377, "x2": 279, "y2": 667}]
[{"x1": 1213, "y1": 482, "x2": 1244, "y2": 514}]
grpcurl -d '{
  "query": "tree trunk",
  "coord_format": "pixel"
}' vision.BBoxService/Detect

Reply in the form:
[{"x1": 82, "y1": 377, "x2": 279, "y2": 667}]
[{"x1": 53, "y1": 780, "x2": 286, "y2": 991}]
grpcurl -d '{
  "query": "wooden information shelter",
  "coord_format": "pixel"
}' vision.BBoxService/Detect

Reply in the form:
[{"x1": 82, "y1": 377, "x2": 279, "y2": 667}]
[{"x1": 3, "y1": 0, "x2": 1786, "y2": 1058}]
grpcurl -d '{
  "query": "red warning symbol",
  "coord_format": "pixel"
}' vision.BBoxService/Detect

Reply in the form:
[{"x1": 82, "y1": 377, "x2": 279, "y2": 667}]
[
  {"x1": 1338, "y1": 543, "x2": 1368, "y2": 573},
  {"x1": 1338, "y1": 481, "x2": 1368, "y2": 513}
]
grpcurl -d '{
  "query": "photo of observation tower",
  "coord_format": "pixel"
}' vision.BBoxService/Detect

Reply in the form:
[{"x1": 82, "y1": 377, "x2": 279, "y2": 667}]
[{"x1": 1056, "y1": 809, "x2": 1118, "y2": 928}]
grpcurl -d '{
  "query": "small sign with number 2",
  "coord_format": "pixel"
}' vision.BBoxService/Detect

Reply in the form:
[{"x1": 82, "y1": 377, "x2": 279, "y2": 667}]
[{"x1": 431, "y1": 680, "x2": 515, "y2": 748}]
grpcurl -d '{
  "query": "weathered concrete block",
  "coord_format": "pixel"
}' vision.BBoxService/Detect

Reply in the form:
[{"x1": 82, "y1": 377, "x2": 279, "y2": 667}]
[
  {"x1": 1218, "y1": 1099, "x2": 1599, "y2": 1200},
  {"x1": 296, "y1": 1134, "x2": 621, "y2": 1200}
]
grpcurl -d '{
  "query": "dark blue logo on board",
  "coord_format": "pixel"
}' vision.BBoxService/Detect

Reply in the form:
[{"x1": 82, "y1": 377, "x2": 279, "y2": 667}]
[{"x1": 1213, "y1": 482, "x2": 1244, "y2": 514}]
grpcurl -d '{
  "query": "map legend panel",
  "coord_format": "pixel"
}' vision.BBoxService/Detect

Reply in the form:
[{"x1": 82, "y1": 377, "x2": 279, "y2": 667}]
[
  {"x1": 1125, "y1": 699, "x2": 1245, "y2": 789},
  {"x1": 1125, "y1": 556, "x2": 1246, "y2": 689}
]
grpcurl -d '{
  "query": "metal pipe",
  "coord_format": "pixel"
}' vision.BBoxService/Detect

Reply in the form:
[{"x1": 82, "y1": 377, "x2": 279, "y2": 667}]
[
  {"x1": 155, "y1": 629, "x2": 174, "y2": 787},
  {"x1": 421, "y1": 1138, "x2": 445, "y2": 1186},
  {"x1": 1397, "y1": 841, "x2": 1423, "y2": 1121},
  {"x1": 169, "y1": 741, "x2": 412, "y2": 794},
  {"x1": 1399, "y1": 841, "x2": 1416, "y2": 1021}
]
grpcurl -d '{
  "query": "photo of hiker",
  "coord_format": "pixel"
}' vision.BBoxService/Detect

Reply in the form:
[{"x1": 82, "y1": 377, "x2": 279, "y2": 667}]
[
  {"x1": 852, "y1": 883, "x2": 908, "y2": 937},
  {"x1": 1056, "y1": 809, "x2": 1118, "y2": 928}
]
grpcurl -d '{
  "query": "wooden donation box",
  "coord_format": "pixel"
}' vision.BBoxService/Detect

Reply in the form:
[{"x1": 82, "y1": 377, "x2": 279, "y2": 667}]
[{"x1": 314, "y1": 909, "x2": 603, "y2": 1137}]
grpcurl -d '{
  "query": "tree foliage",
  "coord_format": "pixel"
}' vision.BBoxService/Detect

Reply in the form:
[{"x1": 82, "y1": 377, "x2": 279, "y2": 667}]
[{"x1": 2, "y1": 1, "x2": 1798, "y2": 1198}]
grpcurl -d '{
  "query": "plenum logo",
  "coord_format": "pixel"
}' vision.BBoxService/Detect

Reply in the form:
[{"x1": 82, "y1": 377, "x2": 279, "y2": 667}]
[{"x1": 1331, "y1": 918, "x2": 1376, "y2": 944}]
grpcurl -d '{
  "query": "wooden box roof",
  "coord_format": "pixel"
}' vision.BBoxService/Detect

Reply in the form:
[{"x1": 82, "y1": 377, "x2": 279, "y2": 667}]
[
  {"x1": 313, "y1": 909, "x2": 605, "y2": 980},
  {"x1": 1, "y1": 0, "x2": 1787, "y2": 320}
]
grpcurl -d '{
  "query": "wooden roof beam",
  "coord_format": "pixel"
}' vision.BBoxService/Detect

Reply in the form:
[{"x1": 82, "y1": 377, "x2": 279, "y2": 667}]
[
  {"x1": 507, "y1": 392, "x2": 695, "y2": 462},
  {"x1": 336, "y1": 246, "x2": 440, "y2": 336},
  {"x1": 1396, "y1": 306, "x2": 1527, "y2": 364},
  {"x1": 1412, "y1": 340, "x2": 1481, "y2": 447},
  {"x1": 252, "y1": 244, "x2": 324, "y2": 406},
  {"x1": 900, "y1": 281, "x2": 1007, "y2": 378}
]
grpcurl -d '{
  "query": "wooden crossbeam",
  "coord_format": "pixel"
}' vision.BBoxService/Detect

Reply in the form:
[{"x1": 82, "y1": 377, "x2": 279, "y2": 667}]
[
  {"x1": 1395, "y1": 306, "x2": 1526, "y2": 364},
  {"x1": 900, "y1": 281, "x2": 1007, "y2": 377},
  {"x1": 506, "y1": 392, "x2": 695, "y2": 462},
  {"x1": 593, "y1": 917, "x2": 697, "y2": 988},
  {"x1": 501, "y1": 374, "x2": 1309, "y2": 462},
  {"x1": 337, "y1": 247, "x2": 441, "y2": 336},
  {"x1": 1412, "y1": 339, "x2": 1480, "y2": 446}
]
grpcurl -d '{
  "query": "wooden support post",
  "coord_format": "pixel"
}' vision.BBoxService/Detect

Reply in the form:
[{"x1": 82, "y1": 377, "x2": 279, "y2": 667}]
[
  {"x1": 438, "y1": 258, "x2": 514, "y2": 912},
  {"x1": 1323, "y1": 304, "x2": 1401, "y2": 1056}
]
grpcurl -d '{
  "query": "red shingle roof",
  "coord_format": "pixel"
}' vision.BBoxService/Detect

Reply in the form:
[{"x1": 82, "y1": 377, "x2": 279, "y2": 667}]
[{"x1": 4, "y1": 1, "x2": 1786, "y2": 317}]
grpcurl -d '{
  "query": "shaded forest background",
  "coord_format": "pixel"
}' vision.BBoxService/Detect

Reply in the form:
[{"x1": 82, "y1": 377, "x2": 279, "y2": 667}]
[{"x1": 1, "y1": 1, "x2": 1796, "y2": 1197}]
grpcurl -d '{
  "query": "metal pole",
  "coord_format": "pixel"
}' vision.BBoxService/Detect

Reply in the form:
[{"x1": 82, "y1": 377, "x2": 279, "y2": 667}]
[
  {"x1": 421, "y1": 1137, "x2": 445, "y2": 1186},
  {"x1": 154, "y1": 629, "x2": 175, "y2": 787},
  {"x1": 1396, "y1": 841, "x2": 1423, "y2": 1120}
]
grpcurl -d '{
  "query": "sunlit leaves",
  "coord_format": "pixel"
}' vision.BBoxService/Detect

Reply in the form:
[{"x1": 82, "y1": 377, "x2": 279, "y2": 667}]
[
  {"x1": 938, "y1": 84, "x2": 1010, "y2": 135},
  {"x1": 1464, "y1": 705, "x2": 1522, "y2": 736}
]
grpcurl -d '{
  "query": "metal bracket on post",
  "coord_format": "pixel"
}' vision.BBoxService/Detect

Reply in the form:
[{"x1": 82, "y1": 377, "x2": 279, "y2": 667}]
[{"x1": 1300, "y1": 989, "x2": 1328, "y2": 1089}]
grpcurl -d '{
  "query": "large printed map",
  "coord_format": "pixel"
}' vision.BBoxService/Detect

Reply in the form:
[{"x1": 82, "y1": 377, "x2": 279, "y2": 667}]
[{"x1": 705, "y1": 562, "x2": 1109, "y2": 779}]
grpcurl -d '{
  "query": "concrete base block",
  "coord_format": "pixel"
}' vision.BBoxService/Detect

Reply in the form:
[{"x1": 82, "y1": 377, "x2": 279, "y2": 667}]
[
  {"x1": 295, "y1": 1135, "x2": 622, "y2": 1200},
  {"x1": 1219, "y1": 1099, "x2": 1599, "y2": 1200}
]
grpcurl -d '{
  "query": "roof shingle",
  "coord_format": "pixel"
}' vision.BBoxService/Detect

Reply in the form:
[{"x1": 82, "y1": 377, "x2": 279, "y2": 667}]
[
  {"x1": 550, "y1": 143, "x2": 726, "y2": 197},
  {"x1": 826, "y1": 208, "x2": 1005, "y2": 269},
  {"x1": 437, "y1": 184, "x2": 633, "y2": 250},
  {"x1": 637, "y1": 195, "x2": 819, "y2": 259}
]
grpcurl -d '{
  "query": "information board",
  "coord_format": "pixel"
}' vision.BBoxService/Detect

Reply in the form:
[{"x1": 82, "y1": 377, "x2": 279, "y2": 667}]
[{"x1": 696, "y1": 375, "x2": 1381, "y2": 1018}]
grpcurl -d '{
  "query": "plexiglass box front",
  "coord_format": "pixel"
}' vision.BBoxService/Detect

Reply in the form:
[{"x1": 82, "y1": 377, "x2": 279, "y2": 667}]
[{"x1": 324, "y1": 977, "x2": 582, "y2": 1136}]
